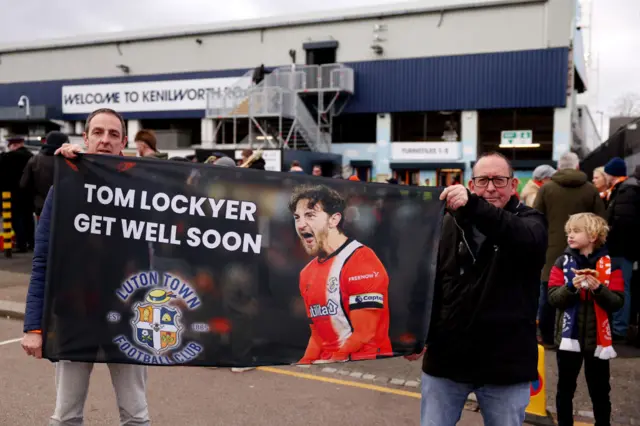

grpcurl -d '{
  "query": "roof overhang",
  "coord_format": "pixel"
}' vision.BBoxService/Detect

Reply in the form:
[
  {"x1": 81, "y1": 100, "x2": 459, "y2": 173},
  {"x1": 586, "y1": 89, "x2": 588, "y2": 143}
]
[{"x1": 0, "y1": 0, "x2": 546, "y2": 54}]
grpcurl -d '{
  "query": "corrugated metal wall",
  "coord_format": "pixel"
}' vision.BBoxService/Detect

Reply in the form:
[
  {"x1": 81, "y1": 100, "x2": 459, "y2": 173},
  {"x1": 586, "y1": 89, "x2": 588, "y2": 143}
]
[
  {"x1": 0, "y1": 47, "x2": 568, "y2": 120},
  {"x1": 345, "y1": 47, "x2": 569, "y2": 113}
]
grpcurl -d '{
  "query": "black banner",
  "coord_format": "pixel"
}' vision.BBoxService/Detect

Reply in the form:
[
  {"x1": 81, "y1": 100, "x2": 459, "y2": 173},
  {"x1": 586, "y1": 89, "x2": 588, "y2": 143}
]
[{"x1": 43, "y1": 155, "x2": 444, "y2": 367}]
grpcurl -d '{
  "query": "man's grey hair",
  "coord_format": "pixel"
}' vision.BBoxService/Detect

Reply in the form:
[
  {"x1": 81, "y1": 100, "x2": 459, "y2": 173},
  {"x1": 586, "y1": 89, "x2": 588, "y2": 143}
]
[
  {"x1": 532, "y1": 165, "x2": 556, "y2": 180},
  {"x1": 557, "y1": 152, "x2": 580, "y2": 170}
]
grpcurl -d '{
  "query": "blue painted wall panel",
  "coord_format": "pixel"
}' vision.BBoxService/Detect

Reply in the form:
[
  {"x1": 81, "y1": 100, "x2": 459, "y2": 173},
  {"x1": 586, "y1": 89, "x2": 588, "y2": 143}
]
[
  {"x1": 0, "y1": 48, "x2": 568, "y2": 120},
  {"x1": 344, "y1": 47, "x2": 568, "y2": 113}
]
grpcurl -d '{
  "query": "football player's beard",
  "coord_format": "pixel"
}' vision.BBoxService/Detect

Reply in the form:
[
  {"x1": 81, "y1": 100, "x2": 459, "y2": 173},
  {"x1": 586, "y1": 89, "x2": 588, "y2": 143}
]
[
  {"x1": 299, "y1": 231, "x2": 318, "y2": 256},
  {"x1": 299, "y1": 230, "x2": 328, "y2": 257}
]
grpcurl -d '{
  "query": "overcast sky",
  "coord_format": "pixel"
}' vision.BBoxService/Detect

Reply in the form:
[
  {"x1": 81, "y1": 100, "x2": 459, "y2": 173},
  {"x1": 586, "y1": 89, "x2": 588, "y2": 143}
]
[{"x1": 0, "y1": 0, "x2": 638, "y2": 137}]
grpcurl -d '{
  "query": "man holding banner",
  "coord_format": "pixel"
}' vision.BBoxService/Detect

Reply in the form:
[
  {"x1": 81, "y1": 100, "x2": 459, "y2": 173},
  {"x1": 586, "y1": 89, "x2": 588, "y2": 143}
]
[
  {"x1": 20, "y1": 108, "x2": 150, "y2": 426},
  {"x1": 290, "y1": 184, "x2": 392, "y2": 363},
  {"x1": 411, "y1": 152, "x2": 547, "y2": 426}
]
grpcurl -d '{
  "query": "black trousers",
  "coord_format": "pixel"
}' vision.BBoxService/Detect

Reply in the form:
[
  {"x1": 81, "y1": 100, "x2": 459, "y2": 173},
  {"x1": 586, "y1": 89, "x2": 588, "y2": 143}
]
[
  {"x1": 11, "y1": 208, "x2": 34, "y2": 251},
  {"x1": 556, "y1": 350, "x2": 611, "y2": 426}
]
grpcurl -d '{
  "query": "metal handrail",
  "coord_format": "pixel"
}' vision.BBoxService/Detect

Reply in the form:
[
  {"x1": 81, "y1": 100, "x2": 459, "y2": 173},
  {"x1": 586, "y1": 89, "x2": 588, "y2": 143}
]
[
  {"x1": 205, "y1": 70, "x2": 253, "y2": 117},
  {"x1": 291, "y1": 94, "x2": 324, "y2": 151},
  {"x1": 204, "y1": 64, "x2": 354, "y2": 150},
  {"x1": 269, "y1": 63, "x2": 354, "y2": 93}
]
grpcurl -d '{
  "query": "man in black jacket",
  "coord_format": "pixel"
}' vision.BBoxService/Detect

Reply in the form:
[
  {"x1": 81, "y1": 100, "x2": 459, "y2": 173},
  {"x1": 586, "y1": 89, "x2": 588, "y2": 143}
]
[
  {"x1": 407, "y1": 152, "x2": 547, "y2": 426},
  {"x1": 0, "y1": 136, "x2": 34, "y2": 251},
  {"x1": 20, "y1": 131, "x2": 69, "y2": 217},
  {"x1": 604, "y1": 159, "x2": 640, "y2": 341}
]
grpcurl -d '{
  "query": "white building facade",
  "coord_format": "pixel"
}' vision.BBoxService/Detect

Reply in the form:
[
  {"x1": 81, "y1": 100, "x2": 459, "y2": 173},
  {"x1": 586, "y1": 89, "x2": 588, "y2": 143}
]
[{"x1": 0, "y1": 0, "x2": 592, "y2": 183}]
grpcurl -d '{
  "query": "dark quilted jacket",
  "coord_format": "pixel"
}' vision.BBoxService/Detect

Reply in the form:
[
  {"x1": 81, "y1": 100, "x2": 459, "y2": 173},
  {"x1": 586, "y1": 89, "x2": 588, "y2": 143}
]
[
  {"x1": 606, "y1": 166, "x2": 640, "y2": 260},
  {"x1": 23, "y1": 187, "x2": 53, "y2": 332},
  {"x1": 533, "y1": 169, "x2": 606, "y2": 281}
]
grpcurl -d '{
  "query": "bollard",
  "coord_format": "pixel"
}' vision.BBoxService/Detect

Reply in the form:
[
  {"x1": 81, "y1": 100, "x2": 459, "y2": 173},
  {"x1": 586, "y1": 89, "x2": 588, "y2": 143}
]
[
  {"x1": 524, "y1": 344, "x2": 555, "y2": 425},
  {"x1": 2, "y1": 192, "x2": 12, "y2": 258}
]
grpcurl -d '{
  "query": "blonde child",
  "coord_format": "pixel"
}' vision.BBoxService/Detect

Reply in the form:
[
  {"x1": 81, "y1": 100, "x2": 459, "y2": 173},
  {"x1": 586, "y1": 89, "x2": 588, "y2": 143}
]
[{"x1": 548, "y1": 213, "x2": 625, "y2": 426}]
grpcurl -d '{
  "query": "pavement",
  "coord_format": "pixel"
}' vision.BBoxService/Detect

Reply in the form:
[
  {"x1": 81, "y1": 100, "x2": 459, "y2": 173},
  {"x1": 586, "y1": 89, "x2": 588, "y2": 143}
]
[
  {"x1": 2, "y1": 253, "x2": 639, "y2": 425},
  {"x1": 0, "y1": 317, "x2": 484, "y2": 426}
]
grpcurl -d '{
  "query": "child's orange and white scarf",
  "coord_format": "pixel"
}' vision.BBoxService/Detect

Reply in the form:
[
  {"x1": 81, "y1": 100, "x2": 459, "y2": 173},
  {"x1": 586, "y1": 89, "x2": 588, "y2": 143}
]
[{"x1": 560, "y1": 255, "x2": 617, "y2": 360}]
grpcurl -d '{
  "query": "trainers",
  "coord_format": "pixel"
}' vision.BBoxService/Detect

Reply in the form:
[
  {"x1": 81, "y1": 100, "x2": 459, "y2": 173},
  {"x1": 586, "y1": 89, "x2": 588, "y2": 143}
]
[{"x1": 231, "y1": 367, "x2": 256, "y2": 373}]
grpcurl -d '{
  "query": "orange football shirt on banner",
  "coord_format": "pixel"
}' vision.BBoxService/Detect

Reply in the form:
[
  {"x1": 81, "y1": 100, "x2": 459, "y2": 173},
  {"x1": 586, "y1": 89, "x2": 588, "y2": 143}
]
[{"x1": 299, "y1": 239, "x2": 392, "y2": 361}]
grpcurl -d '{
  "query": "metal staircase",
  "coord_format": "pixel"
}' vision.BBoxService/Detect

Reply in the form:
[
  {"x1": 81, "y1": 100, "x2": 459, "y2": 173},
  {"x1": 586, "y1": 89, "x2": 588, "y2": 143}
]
[{"x1": 205, "y1": 64, "x2": 354, "y2": 152}]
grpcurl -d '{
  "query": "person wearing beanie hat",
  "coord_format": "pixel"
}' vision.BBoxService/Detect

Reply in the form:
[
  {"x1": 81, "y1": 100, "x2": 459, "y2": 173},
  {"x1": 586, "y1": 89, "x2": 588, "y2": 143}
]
[
  {"x1": 43, "y1": 131, "x2": 69, "y2": 150},
  {"x1": 602, "y1": 157, "x2": 640, "y2": 342},
  {"x1": 602, "y1": 157, "x2": 629, "y2": 207},
  {"x1": 134, "y1": 129, "x2": 168, "y2": 159},
  {"x1": 520, "y1": 165, "x2": 556, "y2": 207},
  {"x1": 604, "y1": 157, "x2": 627, "y2": 178}
]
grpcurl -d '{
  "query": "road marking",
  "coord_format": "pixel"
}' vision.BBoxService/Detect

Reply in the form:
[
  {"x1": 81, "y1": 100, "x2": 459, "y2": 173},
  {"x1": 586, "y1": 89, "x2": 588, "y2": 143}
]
[
  {"x1": 0, "y1": 337, "x2": 22, "y2": 346},
  {"x1": 258, "y1": 367, "x2": 598, "y2": 425},
  {"x1": 257, "y1": 366, "x2": 421, "y2": 399}
]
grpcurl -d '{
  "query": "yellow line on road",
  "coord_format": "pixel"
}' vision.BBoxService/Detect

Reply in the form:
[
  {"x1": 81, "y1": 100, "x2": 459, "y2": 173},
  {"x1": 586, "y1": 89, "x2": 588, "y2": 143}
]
[
  {"x1": 257, "y1": 367, "x2": 598, "y2": 425},
  {"x1": 257, "y1": 366, "x2": 421, "y2": 399}
]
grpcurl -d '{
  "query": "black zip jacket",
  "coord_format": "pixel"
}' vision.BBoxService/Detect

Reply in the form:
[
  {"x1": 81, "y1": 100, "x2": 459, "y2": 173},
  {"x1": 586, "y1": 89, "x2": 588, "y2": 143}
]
[
  {"x1": 20, "y1": 145, "x2": 57, "y2": 215},
  {"x1": 422, "y1": 194, "x2": 547, "y2": 385},
  {"x1": 606, "y1": 166, "x2": 640, "y2": 261}
]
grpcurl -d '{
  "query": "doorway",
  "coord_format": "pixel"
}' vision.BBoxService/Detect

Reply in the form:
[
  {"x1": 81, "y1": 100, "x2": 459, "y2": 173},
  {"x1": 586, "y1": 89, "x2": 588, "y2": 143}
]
[
  {"x1": 306, "y1": 48, "x2": 336, "y2": 65},
  {"x1": 436, "y1": 169, "x2": 463, "y2": 187},
  {"x1": 393, "y1": 169, "x2": 420, "y2": 186},
  {"x1": 353, "y1": 166, "x2": 371, "y2": 182}
]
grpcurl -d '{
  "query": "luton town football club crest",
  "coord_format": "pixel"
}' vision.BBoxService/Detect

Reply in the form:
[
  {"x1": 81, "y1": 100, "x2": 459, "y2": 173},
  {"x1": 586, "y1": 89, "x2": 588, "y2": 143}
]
[
  {"x1": 132, "y1": 289, "x2": 183, "y2": 355},
  {"x1": 111, "y1": 271, "x2": 207, "y2": 364}
]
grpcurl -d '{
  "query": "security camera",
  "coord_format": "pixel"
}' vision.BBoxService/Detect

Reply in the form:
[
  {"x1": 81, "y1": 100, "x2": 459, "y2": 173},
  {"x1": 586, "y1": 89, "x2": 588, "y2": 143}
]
[{"x1": 17, "y1": 95, "x2": 31, "y2": 117}]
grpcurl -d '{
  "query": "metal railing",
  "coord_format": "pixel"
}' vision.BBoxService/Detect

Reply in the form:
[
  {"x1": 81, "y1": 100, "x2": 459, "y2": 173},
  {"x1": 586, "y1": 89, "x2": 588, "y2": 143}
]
[
  {"x1": 291, "y1": 95, "x2": 328, "y2": 152},
  {"x1": 267, "y1": 64, "x2": 354, "y2": 93},
  {"x1": 330, "y1": 67, "x2": 355, "y2": 93},
  {"x1": 205, "y1": 70, "x2": 253, "y2": 118},
  {"x1": 248, "y1": 87, "x2": 286, "y2": 117},
  {"x1": 206, "y1": 63, "x2": 354, "y2": 117},
  {"x1": 204, "y1": 63, "x2": 353, "y2": 151}
]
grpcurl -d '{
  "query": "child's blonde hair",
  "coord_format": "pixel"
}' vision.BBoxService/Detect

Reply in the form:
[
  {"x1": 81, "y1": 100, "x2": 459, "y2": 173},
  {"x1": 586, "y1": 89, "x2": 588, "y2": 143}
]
[{"x1": 564, "y1": 213, "x2": 609, "y2": 248}]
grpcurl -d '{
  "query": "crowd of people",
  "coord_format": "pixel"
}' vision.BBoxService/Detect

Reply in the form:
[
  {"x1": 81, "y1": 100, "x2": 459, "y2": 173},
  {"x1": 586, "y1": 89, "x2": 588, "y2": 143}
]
[
  {"x1": 522, "y1": 153, "x2": 640, "y2": 348},
  {"x1": 1, "y1": 106, "x2": 637, "y2": 425},
  {"x1": 516, "y1": 152, "x2": 639, "y2": 426}
]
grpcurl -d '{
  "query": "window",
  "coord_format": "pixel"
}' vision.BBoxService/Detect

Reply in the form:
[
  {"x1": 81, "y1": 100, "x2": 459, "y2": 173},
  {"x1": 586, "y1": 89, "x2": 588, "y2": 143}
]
[
  {"x1": 332, "y1": 114, "x2": 376, "y2": 143},
  {"x1": 477, "y1": 108, "x2": 554, "y2": 161},
  {"x1": 392, "y1": 112, "x2": 461, "y2": 142}
]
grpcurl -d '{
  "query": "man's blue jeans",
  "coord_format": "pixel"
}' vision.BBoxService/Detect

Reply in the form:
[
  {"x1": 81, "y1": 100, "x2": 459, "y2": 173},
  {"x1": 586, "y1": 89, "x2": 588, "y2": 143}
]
[
  {"x1": 421, "y1": 373, "x2": 530, "y2": 426},
  {"x1": 612, "y1": 257, "x2": 633, "y2": 337}
]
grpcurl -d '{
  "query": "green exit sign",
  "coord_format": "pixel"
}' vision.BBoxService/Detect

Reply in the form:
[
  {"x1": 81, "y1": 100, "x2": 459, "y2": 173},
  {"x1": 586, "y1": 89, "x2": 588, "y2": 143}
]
[{"x1": 501, "y1": 130, "x2": 533, "y2": 146}]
